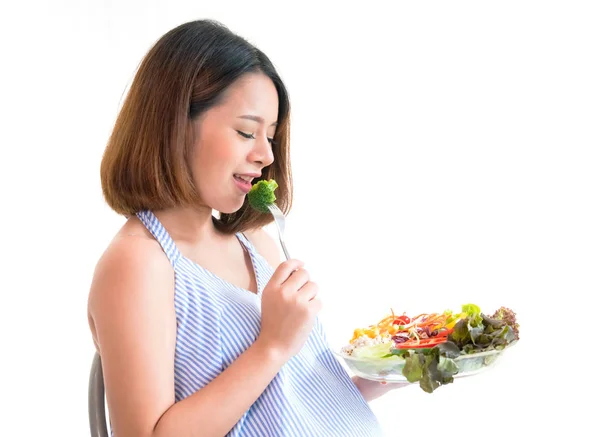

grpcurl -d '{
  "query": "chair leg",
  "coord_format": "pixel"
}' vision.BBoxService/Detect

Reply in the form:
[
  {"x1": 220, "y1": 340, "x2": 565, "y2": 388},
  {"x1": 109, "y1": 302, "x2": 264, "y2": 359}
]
[{"x1": 88, "y1": 352, "x2": 109, "y2": 437}]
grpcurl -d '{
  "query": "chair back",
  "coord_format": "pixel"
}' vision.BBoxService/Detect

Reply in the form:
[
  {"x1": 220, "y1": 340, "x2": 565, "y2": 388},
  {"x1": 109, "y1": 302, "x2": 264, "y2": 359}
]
[{"x1": 88, "y1": 352, "x2": 109, "y2": 437}]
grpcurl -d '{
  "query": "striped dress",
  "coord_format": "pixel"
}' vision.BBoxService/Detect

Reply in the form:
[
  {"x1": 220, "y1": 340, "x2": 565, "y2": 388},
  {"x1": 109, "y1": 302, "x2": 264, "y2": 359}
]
[{"x1": 136, "y1": 210, "x2": 384, "y2": 437}]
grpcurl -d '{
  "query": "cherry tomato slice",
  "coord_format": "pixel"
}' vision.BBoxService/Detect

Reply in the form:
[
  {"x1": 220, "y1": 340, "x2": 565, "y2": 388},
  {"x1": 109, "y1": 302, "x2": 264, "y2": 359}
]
[
  {"x1": 393, "y1": 315, "x2": 411, "y2": 325},
  {"x1": 395, "y1": 337, "x2": 447, "y2": 349}
]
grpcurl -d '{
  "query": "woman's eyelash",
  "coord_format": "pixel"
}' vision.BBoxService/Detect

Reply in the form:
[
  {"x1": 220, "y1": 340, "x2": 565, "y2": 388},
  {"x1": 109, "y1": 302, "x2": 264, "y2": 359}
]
[
  {"x1": 236, "y1": 130, "x2": 276, "y2": 145},
  {"x1": 236, "y1": 130, "x2": 255, "y2": 139}
]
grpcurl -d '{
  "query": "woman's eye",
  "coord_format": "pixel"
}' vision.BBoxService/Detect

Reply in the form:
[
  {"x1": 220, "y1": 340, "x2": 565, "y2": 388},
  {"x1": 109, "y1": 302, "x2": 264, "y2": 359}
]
[
  {"x1": 236, "y1": 130, "x2": 255, "y2": 140},
  {"x1": 237, "y1": 130, "x2": 276, "y2": 146}
]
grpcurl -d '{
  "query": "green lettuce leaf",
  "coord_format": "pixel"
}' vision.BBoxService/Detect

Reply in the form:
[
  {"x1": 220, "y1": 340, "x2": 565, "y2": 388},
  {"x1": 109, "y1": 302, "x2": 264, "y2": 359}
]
[
  {"x1": 462, "y1": 303, "x2": 483, "y2": 327},
  {"x1": 402, "y1": 353, "x2": 424, "y2": 382},
  {"x1": 450, "y1": 306, "x2": 517, "y2": 352},
  {"x1": 352, "y1": 342, "x2": 394, "y2": 359},
  {"x1": 399, "y1": 348, "x2": 460, "y2": 393}
]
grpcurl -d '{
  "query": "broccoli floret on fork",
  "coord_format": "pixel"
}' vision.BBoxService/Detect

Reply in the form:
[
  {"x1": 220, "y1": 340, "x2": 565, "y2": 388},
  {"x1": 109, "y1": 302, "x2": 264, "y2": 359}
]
[{"x1": 248, "y1": 179, "x2": 278, "y2": 213}]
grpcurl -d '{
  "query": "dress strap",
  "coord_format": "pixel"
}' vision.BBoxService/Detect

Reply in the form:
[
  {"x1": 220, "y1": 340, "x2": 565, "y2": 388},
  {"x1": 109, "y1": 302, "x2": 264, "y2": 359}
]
[
  {"x1": 235, "y1": 232, "x2": 257, "y2": 257},
  {"x1": 136, "y1": 210, "x2": 181, "y2": 266},
  {"x1": 236, "y1": 232, "x2": 266, "y2": 295}
]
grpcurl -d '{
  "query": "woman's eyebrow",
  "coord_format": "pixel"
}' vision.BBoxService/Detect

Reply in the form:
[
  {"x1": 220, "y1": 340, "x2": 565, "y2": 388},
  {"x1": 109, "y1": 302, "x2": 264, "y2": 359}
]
[{"x1": 237, "y1": 114, "x2": 278, "y2": 126}]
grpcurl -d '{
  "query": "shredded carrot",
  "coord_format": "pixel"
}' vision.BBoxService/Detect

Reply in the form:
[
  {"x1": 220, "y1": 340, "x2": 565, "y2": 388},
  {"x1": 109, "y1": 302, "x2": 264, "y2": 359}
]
[{"x1": 351, "y1": 309, "x2": 461, "y2": 342}]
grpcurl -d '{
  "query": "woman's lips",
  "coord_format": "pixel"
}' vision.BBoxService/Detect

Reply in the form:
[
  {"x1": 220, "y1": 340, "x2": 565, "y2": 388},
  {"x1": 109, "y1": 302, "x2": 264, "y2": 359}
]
[{"x1": 233, "y1": 175, "x2": 252, "y2": 193}]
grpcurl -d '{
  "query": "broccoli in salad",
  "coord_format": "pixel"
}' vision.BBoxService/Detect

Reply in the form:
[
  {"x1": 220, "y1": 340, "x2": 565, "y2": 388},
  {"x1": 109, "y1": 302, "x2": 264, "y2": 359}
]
[{"x1": 248, "y1": 179, "x2": 278, "y2": 213}]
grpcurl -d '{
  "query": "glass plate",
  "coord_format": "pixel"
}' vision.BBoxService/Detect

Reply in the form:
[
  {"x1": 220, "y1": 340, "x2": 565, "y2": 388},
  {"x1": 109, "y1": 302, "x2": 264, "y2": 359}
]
[{"x1": 334, "y1": 347, "x2": 507, "y2": 383}]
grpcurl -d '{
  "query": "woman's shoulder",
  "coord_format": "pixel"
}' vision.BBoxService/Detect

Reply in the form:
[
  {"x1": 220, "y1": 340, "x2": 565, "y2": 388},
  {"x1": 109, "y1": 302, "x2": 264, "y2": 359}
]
[
  {"x1": 88, "y1": 217, "x2": 174, "y2": 316},
  {"x1": 243, "y1": 227, "x2": 282, "y2": 269},
  {"x1": 87, "y1": 216, "x2": 176, "y2": 356},
  {"x1": 100, "y1": 216, "x2": 170, "y2": 270}
]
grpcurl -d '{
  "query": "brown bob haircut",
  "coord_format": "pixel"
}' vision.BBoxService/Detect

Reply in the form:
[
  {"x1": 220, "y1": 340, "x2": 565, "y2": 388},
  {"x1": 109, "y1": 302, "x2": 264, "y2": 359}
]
[{"x1": 100, "y1": 19, "x2": 292, "y2": 234}]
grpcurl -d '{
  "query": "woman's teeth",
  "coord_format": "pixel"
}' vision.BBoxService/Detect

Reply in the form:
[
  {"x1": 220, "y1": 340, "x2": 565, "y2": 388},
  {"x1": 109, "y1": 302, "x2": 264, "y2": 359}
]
[{"x1": 234, "y1": 174, "x2": 252, "y2": 182}]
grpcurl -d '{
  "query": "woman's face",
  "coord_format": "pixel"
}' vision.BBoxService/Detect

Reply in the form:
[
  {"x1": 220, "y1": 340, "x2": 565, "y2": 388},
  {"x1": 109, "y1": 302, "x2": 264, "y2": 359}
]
[{"x1": 191, "y1": 72, "x2": 278, "y2": 214}]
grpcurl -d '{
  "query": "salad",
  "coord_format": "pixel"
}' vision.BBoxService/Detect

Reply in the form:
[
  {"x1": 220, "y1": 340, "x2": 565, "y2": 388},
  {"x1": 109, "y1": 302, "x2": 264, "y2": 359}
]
[{"x1": 340, "y1": 304, "x2": 519, "y2": 393}]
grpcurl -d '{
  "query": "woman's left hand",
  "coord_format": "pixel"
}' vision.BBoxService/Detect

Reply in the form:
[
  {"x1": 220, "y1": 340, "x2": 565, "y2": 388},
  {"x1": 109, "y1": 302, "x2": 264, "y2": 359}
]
[{"x1": 352, "y1": 376, "x2": 411, "y2": 402}]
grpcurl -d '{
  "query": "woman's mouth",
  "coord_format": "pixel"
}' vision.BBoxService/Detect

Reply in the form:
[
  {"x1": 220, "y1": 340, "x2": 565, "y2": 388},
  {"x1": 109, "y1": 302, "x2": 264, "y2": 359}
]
[{"x1": 233, "y1": 174, "x2": 253, "y2": 193}]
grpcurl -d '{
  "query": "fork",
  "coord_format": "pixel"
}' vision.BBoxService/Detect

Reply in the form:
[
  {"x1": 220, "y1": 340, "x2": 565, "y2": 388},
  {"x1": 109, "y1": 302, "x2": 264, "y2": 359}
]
[{"x1": 267, "y1": 203, "x2": 291, "y2": 260}]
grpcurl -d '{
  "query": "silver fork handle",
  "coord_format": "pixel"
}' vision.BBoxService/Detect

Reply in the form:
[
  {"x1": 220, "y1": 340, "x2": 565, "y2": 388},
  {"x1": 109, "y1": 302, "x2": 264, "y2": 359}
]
[
  {"x1": 267, "y1": 204, "x2": 291, "y2": 261},
  {"x1": 279, "y1": 234, "x2": 291, "y2": 261},
  {"x1": 272, "y1": 221, "x2": 290, "y2": 260}
]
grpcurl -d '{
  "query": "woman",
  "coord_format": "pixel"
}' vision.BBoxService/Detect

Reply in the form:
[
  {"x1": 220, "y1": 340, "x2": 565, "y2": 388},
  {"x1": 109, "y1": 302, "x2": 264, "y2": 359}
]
[{"x1": 88, "y1": 19, "x2": 395, "y2": 436}]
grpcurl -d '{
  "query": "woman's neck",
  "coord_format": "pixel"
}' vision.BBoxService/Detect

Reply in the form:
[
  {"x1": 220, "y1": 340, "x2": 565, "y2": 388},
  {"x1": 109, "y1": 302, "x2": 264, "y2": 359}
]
[{"x1": 153, "y1": 205, "x2": 222, "y2": 244}]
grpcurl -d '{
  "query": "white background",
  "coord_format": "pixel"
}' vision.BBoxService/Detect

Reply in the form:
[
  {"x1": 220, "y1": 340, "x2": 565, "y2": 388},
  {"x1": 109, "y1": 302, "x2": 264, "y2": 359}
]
[{"x1": 1, "y1": 1, "x2": 599, "y2": 435}]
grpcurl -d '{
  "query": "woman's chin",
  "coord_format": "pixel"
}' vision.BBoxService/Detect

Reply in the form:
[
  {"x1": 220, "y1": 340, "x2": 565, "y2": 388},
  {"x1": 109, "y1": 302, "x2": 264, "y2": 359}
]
[{"x1": 215, "y1": 200, "x2": 246, "y2": 215}]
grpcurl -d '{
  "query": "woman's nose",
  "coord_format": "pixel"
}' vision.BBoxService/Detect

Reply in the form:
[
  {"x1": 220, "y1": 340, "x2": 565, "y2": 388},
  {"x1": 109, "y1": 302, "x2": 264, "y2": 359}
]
[{"x1": 251, "y1": 137, "x2": 274, "y2": 166}]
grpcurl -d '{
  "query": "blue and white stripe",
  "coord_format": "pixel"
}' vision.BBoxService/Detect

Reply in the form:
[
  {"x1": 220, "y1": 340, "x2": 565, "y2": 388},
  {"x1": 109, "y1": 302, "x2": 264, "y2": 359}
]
[{"x1": 137, "y1": 210, "x2": 384, "y2": 437}]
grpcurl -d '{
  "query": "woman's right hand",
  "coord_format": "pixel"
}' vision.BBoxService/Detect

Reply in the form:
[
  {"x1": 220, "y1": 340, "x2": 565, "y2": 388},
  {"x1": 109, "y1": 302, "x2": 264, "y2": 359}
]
[{"x1": 257, "y1": 259, "x2": 322, "y2": 361}]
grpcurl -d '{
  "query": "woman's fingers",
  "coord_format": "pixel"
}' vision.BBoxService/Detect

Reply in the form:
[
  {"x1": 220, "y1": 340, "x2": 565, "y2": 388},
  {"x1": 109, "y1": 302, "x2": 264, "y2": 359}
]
[
  {"x1": 283, "y1": 268, "x2": 310, "y2": 292},
  {"x1": 269, "y1": 259, "x2": 304, "y2": 286},
  {"x1": 297, "y1": 281, "x2": 318, "y2": 302}
]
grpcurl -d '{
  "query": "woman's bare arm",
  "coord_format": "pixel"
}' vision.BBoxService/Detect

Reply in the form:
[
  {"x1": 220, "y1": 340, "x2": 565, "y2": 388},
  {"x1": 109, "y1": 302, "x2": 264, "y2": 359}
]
[{"x1": 88, "y1": 236, "x2": 287, "y2": 437}]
